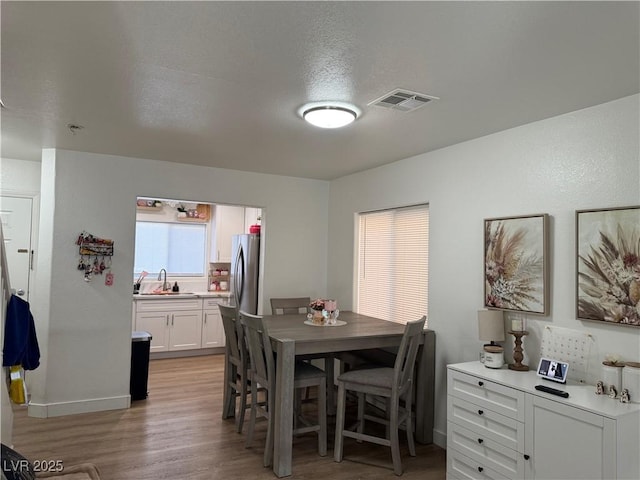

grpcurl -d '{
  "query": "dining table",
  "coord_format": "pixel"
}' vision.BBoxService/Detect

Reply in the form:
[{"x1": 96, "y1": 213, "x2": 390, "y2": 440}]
[{"x1": 263, "y1": 310, "x2": 435, "y2": 478}]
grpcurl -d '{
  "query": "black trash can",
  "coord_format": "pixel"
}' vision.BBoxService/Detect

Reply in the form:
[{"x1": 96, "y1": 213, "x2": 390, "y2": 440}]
[{"x1": 130, "y1": 331, "x2": 152, "y2": 400}]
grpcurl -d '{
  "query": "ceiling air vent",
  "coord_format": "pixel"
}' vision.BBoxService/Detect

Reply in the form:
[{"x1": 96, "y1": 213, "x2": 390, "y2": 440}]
[{"x1": 368, "y1": 89, "x2": 439, "y2": 112}]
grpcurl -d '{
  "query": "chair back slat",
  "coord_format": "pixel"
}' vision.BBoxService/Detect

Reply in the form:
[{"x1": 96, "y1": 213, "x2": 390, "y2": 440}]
[
  {"x1": 270, "y1": 297, "x2": 311, "y2": 315},
  {"x1": 240, "y1": 311, "x2": 274, "y2": 389},
  {"x1": 393, "y1": 316, "x2": 427, "y2": 391},
  {"x1": 219, "y1": 304, "x2": 243, "y2": 364}
]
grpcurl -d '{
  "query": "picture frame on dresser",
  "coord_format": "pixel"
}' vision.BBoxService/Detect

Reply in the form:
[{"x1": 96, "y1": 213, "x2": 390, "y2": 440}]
[
  {"x1": 484, "y1": 213, "x2": 549, "y2": 315},
  {"x1": 576, "y1": 205, "x2": 640, "y2": 327}
]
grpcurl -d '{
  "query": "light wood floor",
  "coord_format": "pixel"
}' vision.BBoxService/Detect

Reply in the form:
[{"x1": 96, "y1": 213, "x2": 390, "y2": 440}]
[{"x1": 12, "y1": 355, "x2": 446, "y2": 479}]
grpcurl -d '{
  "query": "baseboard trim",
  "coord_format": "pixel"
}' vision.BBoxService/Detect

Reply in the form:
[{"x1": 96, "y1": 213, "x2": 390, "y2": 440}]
[
  {"x1": 432, "y1": 428, "x2": 447, "y2": 449},
  {"x1": 28, "y1": 395, "x2": 130, "y2": 418},
  {"x1": 150, "y1": 347, "x2": 223, "y2": 360}
]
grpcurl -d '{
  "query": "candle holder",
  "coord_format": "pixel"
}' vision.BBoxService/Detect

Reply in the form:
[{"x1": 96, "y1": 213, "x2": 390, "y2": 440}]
[{"x1": 508, "y1": 330, "x2": 529, "y2": 371}]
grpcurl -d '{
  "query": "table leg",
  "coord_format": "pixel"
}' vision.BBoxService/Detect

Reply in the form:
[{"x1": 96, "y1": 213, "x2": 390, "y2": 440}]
[
  {"x1": 273, "y1": 339, "x2": 295, "y2": 477},
  {"x1": 326, "y1": 355, "x2": 335, "y2": 415}
]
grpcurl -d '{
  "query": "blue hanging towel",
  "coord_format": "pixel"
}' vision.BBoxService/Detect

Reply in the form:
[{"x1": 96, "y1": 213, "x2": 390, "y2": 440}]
[{"x1": 3, "y1": 294, "x2": 40, "y2": 370}]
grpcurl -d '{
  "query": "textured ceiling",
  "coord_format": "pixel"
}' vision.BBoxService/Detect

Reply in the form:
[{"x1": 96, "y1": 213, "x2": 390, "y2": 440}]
[{"x1": 1, "y1": 1, "x2": 638, "y2": 180}]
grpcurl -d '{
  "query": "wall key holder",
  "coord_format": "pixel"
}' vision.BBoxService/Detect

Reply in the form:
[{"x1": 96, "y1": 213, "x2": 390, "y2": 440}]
[{"x1": 76, "y1": 231, "x2": 114, "y2": 282}]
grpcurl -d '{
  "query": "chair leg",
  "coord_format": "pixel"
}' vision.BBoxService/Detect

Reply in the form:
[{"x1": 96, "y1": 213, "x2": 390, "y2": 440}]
[
  {"x1": 246, "y1": 375, "x2": 257, "y2": 448},
  {"x1": 222, "y1": 362, "x2": 236, "y2": 420},
  {"x1": 390, "y1": 397, "x2": 402, "y2": 476},
  {"x1": 237, "y1": 372, "x2": 248, "y2": 433},
  {"x1": 325, "y1": 355, "x2": 335, "y2": 415},
  {"x1": 294, "y1": 389, "x2": 301, "y2": 430},
  {"x1": 334, "y1": 383, "x2": 346, "y2": 463},
  {"x1": 405, "y1": 385, "x2": 416, "y2": 457},
  {"x1": 356, "y1": 392, "x2": 365, "y2": 442},
  {"x1": 318, "y1": 378, "x2": 327, "y2": 456},
  {"x1": 385, "y1": 397, "x2": 391, "y2": 439},
  {"x1": 264, "y1": 391, "x2": 274, "y2": 468},
  {"x1": 406, "y1": 408, "x2": 416, "y2": 457}
]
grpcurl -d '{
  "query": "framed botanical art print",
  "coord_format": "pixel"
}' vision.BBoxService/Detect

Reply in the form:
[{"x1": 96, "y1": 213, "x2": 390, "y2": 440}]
[
  {"x1": 484, "y1": 213, "x2": 549, "y2": 315},
  {"x1": 576, "y1": 205, "x2": 640, "y2": 327}
]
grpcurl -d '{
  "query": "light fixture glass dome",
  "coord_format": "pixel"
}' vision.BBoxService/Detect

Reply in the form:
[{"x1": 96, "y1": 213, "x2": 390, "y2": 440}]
[{"x1": 303, "y1": 105, "x2": 357, "y2": 129}]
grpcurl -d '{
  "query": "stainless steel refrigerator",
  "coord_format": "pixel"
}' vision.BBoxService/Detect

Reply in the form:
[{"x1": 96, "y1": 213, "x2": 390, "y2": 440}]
[{"x1": 231, "y1": 234, "x2": 260, "y2": 314}]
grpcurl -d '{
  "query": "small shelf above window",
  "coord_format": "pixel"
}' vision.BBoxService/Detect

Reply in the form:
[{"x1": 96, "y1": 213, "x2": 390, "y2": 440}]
[
  {"x1": 176, "y1": 217, "x2": 208, "y2": 223},
  {"x1": 137, "y1": 205, "x2": 163, "y2": 212}
]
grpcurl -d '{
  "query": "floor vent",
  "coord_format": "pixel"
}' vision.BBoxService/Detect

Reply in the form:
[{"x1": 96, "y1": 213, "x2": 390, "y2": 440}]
[{"x1": 368, "y1": 89, "x2": 438, "y2": 112}]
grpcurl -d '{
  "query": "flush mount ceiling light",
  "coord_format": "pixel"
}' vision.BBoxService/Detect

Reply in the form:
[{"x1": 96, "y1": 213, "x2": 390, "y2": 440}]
[{"x1": 301, "y1": 103, "x2": 359, "y2": 129}]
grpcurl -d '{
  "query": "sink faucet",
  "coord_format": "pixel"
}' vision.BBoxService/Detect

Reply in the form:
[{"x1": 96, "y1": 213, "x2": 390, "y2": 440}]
[{"x1": 158, "y1": 268, "x2": 168, "y2": 291}]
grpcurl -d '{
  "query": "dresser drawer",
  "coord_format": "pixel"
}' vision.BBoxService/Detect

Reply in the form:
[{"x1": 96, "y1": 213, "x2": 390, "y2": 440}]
[
  {"x1": 447, "y1": 422, "x2": 524, "y2": 479},
  {"x1": 448, "y1": 395, "x2": 524, "y2": 451},
  {"x1": 447, "y1": 449, "x2": 511, "y2": 480},
  {"x1": 448, "y1": 369, "x2": 525, "y2": 422}
]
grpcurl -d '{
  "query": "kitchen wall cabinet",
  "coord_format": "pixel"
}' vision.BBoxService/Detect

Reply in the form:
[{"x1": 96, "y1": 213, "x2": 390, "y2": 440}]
[
  {"x1": 201, "y1": 297, "x2": 226, "y2": 348},
  {"x1": 211, "y1": 205, "x2": 245, "y2": 262},
  {"x1": 134, "y1": 297, "x2": 203, "y2": 353},
  {"x1": 447, "y1": 362, "x2": 640, "y2": 480}
]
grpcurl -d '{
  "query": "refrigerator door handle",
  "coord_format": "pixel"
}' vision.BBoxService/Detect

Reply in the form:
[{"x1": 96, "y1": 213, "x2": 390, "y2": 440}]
[{"x1": 235, "y1": 245, "x2": 245, "y2": 308}]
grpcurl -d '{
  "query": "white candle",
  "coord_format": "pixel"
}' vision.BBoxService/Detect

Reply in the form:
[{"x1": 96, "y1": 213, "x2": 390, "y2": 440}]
[{"x1": 511, "y1": 317, "x2": 524, "y2": 331}]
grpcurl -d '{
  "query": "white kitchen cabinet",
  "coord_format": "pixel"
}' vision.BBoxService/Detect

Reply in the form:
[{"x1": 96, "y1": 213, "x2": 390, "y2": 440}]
[
  {"x1": 136, "y1": 311, "x2": 171, "y2": 353},
  {"x1": 211, "y1": 205, "x2": 245, "y2": 262},
  {"x1": 201, "y1": 297, "x2": 226, "y2": 348},
  {"x1": 134, "y1": 297, "x2": 203, "y2": 353},
  {"x1": 169, "y1": 310, "x2": 203, "y2": 350},
  {"x1": 447, "y1": 362, "x2": 640, "y2": 480}
]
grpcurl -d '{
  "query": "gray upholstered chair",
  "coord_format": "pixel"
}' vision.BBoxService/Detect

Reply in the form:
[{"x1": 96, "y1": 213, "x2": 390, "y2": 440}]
[
  {"x1": 240, "y1": 310, "x2": 327, "y2": 468},
  {"x1": 219, "y1": 304, "x2": 252, "y2": 433},
  {"x1": 333, "y1": 315, "x2": 427, "y2": 476}
]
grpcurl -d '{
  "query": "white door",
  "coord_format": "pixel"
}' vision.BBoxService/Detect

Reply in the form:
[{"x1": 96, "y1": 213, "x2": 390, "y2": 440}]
[{"x1": 0, "y1": 196, "x2": 33, "y2": 301}]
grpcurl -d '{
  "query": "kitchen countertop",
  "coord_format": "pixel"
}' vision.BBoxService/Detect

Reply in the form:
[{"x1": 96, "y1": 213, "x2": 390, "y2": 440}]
[{"x1": 133, "y1": 291, "x2": 232, "y2": 300}]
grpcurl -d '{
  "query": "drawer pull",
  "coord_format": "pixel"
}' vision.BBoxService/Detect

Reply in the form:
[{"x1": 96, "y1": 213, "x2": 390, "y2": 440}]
[
  {"x1": 524, "y1": 454, "x2": 530, "y2": 460},
  {"x1": 477, "y1": 438, "x2": 484, "y2": 444},
  {"x1": 478, "y1": 381, "x2": 484, "y2": 387},
  {"x1": 477, "y1": 467, "x2": 484, "y2": 473},
  {"x1": 477, "y1": 409, "x2": 484, "y2": 415}
]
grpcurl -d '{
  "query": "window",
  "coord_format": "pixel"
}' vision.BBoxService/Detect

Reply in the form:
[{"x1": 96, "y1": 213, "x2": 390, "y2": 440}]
[
  {"x1": 134, "y1": 221, "x2": 206, "y2": 276},
  {"x1": 356, "y1": 204, "x2": 429, "y2": 325}
]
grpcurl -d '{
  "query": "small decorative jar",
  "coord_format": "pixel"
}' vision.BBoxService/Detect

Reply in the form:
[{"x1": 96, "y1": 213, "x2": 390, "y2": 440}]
[
  {"x1": 602, "y1": 361, "x2": 624, "y2": 394},
  {"x1": 622, "y1": 362, "x2": 640, "y2": 404},
  {"x1": 312, "y1": 310, "x2": 324, "y2": 325}
]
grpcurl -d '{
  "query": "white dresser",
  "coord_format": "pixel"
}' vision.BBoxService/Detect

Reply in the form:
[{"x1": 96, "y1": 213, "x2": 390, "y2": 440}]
[{"x1": 447, "y1": 362, "x2": 640, "y2": 480}]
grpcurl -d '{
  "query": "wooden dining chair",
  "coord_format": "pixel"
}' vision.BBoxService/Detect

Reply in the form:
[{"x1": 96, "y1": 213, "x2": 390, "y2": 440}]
[
  {"x1": 239, "y1": 310, "x2": 327, "y2": 468},
  {"x1": 270, "y1": 297, "x2": 333, "y2": 405},
  {"x1": 269, "y1": 297, "x2": 311, "y2": 315},
  {"x1": 333, "y1": 315, "x2": 427, "y2": 476},
  {"x1": 219, "y1": 304, "x2": 253, "y2": 434}
]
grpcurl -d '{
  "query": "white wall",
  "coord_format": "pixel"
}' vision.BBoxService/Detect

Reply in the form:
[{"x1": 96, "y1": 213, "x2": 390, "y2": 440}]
[
  {"x1": 29, "y1": 150, "x2": 329, "y2": 416},
  {"x1": 0, "y1": 158, "x2": 42, "y2": 194},
  {"x1": 328, "y1": 94, "x2": 640, "y2": 447}
]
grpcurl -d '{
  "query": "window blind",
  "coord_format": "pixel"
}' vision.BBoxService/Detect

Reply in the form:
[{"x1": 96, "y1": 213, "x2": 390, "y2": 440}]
[
  {"x1": 134, "y1": 221, "x2": 206, "y2": 276},
  {"x1": 357, "y1": 204, "x2": 429, "y2": 325}
]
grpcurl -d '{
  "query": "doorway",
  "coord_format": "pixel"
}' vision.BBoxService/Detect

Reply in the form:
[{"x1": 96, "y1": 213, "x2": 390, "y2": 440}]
[{"x1": 0, "y1": 195, "x2": 35, "y2": 301}]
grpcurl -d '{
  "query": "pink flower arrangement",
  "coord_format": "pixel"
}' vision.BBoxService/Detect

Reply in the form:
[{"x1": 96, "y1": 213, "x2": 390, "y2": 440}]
[{"x1": 309, "y1": 299, "x2": 325, "y2": 311}]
